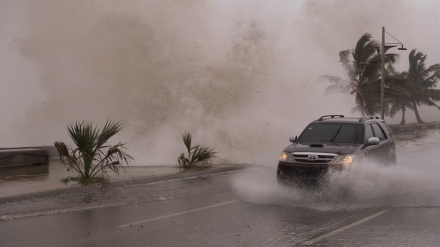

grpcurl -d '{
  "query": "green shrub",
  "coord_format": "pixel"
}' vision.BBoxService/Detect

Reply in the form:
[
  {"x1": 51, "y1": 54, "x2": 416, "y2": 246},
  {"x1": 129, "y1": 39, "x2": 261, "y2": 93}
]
[
  {"x1": 178, "y1": 132, "x2": 216, "y2": 169},
  {"x1": 55, "y1": 119, "x2": 133, "y2": 185}
]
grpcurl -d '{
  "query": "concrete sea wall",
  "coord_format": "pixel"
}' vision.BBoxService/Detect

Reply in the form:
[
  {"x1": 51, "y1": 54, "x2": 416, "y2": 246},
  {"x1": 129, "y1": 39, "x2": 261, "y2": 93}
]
[
  {"x1": 0, "y1": 146, "x2": 53, "y2": 167},
  {"x1": 389, "y1": 122, "x2": 440, "y2": 133}
]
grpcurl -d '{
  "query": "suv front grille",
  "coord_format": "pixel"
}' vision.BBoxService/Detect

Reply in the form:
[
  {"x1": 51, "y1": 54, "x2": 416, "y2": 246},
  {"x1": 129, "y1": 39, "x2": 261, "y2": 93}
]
[{"x1": 291, "y1": 152, "x2": 337, "y2": 164}]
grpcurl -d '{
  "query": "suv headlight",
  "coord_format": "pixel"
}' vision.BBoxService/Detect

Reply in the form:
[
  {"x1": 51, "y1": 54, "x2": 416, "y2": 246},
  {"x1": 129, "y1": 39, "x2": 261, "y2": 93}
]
[
  {"x1": 279, "y1": 152, "x2": 288, "y2": 162},
  {"x1": 332, "y1": 154, "x2": 356, "y2": 166}
]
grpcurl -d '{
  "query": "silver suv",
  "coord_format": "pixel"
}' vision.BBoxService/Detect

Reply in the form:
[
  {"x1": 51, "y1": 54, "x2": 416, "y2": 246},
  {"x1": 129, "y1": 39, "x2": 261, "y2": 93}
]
[{"x1": 277, "y1": 115, "x2": 396, "y2": 182}]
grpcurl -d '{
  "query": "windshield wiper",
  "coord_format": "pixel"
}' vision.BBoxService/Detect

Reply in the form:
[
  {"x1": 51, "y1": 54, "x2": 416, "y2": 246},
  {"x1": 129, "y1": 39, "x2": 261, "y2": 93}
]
[{"x1": 330, "y1": 125, "x2": 342, "y2": 143}]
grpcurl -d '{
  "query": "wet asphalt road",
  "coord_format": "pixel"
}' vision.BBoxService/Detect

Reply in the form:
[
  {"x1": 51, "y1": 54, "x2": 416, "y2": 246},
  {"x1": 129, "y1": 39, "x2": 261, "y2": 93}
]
[
  {"x1": 1, "y1": 129, "x2": 440, "y2": 246},
  {"x1": 1, "y1": 169, "x2": 440, "y2": 246}
]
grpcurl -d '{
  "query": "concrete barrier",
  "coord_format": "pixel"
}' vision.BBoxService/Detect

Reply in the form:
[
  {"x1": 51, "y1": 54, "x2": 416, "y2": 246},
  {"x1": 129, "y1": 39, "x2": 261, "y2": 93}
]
[
  {"x1": 390, "y1": 122, "x2": 440, "y2": 133},
  {"x1": 0, "y1": 148, "x2": 49, "y2": 167}
]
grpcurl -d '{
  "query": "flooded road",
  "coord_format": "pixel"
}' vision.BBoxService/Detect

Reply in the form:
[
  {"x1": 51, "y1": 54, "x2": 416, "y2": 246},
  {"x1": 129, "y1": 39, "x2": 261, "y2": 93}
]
[
  {"x1": 1, "y1": 129, "x2": 440, "y2": 246},
  {"x1": 0, "y1": 161, "x2": 181, "y2": 198}
]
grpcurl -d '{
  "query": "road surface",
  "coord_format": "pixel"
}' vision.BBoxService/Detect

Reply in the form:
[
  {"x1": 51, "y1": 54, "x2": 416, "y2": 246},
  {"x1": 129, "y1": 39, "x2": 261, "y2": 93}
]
[{"x1": 1, "y1": 129, "x2": 440, "y2": 246}]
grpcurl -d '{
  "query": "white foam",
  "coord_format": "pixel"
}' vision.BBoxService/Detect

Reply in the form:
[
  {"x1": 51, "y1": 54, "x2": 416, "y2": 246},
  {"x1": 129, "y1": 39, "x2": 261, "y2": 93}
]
[{"x1": 232, "y1": 131, "x2": 440, "y2": 211}]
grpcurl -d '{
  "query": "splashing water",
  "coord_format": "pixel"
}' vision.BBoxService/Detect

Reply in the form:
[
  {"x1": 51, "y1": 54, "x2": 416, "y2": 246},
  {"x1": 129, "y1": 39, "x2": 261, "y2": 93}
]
[
  {"x1": 1, "y1": 1, "x2": 439, "y2": 166},
  {"x1": 232, "y1": 129, "x2": 440, "y2": 211}
]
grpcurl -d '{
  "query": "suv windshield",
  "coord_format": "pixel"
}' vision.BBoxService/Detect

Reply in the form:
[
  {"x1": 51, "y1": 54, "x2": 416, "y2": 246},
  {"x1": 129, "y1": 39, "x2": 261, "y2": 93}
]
[{"x1": 298, "y1": 123, "x2": 364, "y2": 144}]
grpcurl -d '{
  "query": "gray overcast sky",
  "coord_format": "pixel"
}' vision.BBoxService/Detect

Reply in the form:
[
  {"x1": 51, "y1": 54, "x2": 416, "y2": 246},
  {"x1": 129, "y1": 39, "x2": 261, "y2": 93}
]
[{"x1": 0, "y1": 0, "x2": 439, "y2": 163}]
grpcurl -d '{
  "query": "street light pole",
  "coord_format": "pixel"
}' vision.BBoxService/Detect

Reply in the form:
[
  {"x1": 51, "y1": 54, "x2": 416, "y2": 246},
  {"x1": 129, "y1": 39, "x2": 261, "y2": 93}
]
[
  {"x1": 381, "y1": 27, "x2": 385, "y2": 119},
  {"x1": 380, "y1": 27, "x2": 406, "y2": 120}
]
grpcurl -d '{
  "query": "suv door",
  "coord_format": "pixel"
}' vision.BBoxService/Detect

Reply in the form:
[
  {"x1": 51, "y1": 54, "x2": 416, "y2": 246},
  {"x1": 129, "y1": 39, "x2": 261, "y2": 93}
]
[
  {"x1": 363, "y1": 124, "x2": 380, "y2": 160},
  {"x1": 378, "y1": 121, "x2": 396, "y2": 163},
  {"x1": 369, "y1": 123, "x2": 392, "y2": 162}
]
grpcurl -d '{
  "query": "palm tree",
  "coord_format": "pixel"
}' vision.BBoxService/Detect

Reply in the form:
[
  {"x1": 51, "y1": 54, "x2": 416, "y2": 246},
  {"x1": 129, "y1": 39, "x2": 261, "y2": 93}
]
[
  {"x1": 404, "y1": 49, "x2": 440, "y2": 123},
  {"x1": 324, "y1": 33, "x2": 398, "y2": 115},
  {"x1": 386, "y1": 50, "x2": 440, "y2": 124},
  {"x1": 384, "y1": 65, "x2": 412, "y2": 124},
  {"x1": 55, "y1": 119, "x2": 133, "y2": 185},
  {"x1": 178, "y1": 132, "x2": 216, "y2": 168}
]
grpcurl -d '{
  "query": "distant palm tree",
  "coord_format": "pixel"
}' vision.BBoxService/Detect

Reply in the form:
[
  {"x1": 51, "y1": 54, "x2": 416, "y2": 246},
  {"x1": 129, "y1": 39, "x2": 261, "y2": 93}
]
[
  {"x1": 404, "y1": 49, "x2": 440, "y2": 123},
  {"x1": 384, "y1": 65, "x2": 412, "y2": 124},
  {"x1": 324, "y1": 33, "x2": 398, "y2": 115},
  {"x1": 178, "y1": 132, "x2": 216, "y2": 168},
  {"x1": 55, "y1": 119, "x2": 133, "y2": 185},
  {"x1": 386, "y1": 50, "x2": 440, "y2": 124}
]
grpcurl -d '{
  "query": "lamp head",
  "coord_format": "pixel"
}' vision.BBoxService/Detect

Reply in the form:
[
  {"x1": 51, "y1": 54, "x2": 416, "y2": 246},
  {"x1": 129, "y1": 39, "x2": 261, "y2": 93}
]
[{"x1": 398, "y1": 45, "x2": 407, "y2": 50}]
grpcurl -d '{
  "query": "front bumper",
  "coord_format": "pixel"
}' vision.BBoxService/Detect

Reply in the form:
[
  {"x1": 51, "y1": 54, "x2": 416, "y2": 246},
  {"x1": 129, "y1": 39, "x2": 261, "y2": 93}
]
[
  {"x1": 277, "y1": 161, "x2": 331, "y2": 187},
  {"x1": 280, "y1": 162, "x2": 327, "y2": 177}
]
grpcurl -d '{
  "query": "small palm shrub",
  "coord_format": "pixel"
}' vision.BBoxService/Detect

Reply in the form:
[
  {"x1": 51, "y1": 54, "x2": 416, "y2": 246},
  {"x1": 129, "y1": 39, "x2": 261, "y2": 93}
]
[
  {"x1": 178, "y1": 132, "x2": 216, "y2": 169},
  {"x1": 55, "y1": 119, "x2": 133, "y2": 185}
]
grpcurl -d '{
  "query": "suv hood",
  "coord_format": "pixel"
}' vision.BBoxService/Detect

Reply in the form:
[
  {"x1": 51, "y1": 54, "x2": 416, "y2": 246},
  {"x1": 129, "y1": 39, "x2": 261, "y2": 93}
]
[{"x1": 283, "y1": 143, "x2": 358, "y2": 155}]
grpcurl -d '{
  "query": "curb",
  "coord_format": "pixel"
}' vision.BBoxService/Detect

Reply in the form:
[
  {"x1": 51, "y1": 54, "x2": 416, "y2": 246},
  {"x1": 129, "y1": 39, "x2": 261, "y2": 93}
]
[{"x1": 0, "y1": 164, "x2": 249, "y2": 204}]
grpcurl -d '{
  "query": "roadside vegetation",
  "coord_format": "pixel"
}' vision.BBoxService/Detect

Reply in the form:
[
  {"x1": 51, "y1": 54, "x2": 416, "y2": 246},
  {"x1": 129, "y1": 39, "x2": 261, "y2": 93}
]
[
  {"x1": 388, "y1": 50, "x2": 440, "y2": 124},
  {"x1": 55, "y1": 119, "x2": 133, "y2": 185},
  {"x1": 324, "y1": 32, "x2": 440, "y2": 124},
  {"x1": 178, "y1": 131, "x2": 216, "y2": 169}
]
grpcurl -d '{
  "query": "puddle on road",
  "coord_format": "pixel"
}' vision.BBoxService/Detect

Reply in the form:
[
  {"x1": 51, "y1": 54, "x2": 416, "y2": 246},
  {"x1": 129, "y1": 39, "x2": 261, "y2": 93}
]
[
  {"x1": 0, "y1": 159, "x2": 181, "y2": 198},
  {"x1": 232, "y1": 129, "x2": 440, "y2": 211}
]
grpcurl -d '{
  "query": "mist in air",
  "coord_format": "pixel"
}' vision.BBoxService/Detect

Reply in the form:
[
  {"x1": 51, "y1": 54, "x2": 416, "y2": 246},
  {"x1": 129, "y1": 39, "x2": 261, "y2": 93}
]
[
  {"x1": 0, "y1": 0, "x2": 439, "y2": 165},
  {"x1": 232, "y1": 129, "x2": 440, "y2": 210}
]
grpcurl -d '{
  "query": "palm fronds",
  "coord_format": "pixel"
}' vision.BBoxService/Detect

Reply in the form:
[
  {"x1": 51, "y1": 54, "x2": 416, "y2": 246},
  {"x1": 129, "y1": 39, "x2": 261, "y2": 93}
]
[
  {"x1": 55, "y1": 119, "x2": 133, "y2": 185},
  {"x1": 182, "y1": 131, "x2": 192, "y2": 154},
  {"x1": 178, "y1": 132, "x2": 216, "y2": 169},
  {"x1": 324, "y1": 32, "x2": 399, "y2": 116}
]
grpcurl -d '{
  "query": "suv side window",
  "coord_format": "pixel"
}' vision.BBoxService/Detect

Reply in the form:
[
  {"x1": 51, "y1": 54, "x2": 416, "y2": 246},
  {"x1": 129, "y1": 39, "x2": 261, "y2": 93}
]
[
  {"x1": 379, "y1": 122, "x2": 392, "y2": 137},
  {"x1": 365, "y1": 124, "x2": 374, "y2": 141},
  {"x1": 371, "y1": 123, "x2": 386, "y2": 140}
]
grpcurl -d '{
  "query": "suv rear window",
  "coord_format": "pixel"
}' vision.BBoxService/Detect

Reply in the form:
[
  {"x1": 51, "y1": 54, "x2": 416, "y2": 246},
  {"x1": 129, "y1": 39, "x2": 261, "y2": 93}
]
[
  {"x1": 371, "y1": 123, "x2": 386, "y2": 140},
  {"x1": 379, "y1": 122, "x2": 392, "y2": 137},
  {"x1": 298, "y1": 123, "x2": 364, "y2": 144}
]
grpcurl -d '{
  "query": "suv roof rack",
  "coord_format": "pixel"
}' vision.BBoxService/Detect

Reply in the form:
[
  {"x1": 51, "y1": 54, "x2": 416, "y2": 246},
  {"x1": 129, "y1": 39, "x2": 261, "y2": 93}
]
[
  {"x1": 359, "y1": 116, "x2": 380, "y2": 122},
  {"x1": 318, "y1": 115, "x2": 344, "y2": 121}
]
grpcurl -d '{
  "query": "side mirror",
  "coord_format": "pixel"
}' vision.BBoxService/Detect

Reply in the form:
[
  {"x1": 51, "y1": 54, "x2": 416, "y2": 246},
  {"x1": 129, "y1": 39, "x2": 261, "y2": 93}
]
[
  {"x1": 289, "y1": 135, "x2": 297, "y2": 143},
  {"x1": 367, "y1": 137, "x2": 379, "y2": 145}
]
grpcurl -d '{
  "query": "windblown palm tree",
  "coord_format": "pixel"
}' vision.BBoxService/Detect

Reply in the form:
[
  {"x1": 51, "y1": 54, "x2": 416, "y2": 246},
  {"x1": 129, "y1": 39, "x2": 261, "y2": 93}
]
[
  {"x1": 404, "y1": 49, "x2": 440, "y2": 123},
  {"x1": 386, "y1": 49, "x2": 440, "y2": 124},
  {"x1": 178, "y1": 132, "x2": 216, "y2": 168},
  {"x1": 324, "y1": 33, "x2": 398, "y2": 115},
  {"x1": 384, "y1": 65, "x2": 412, "y2": 124},
  {"x1": 55, "y1": 119, "x2": 133, "y2": 185}
]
